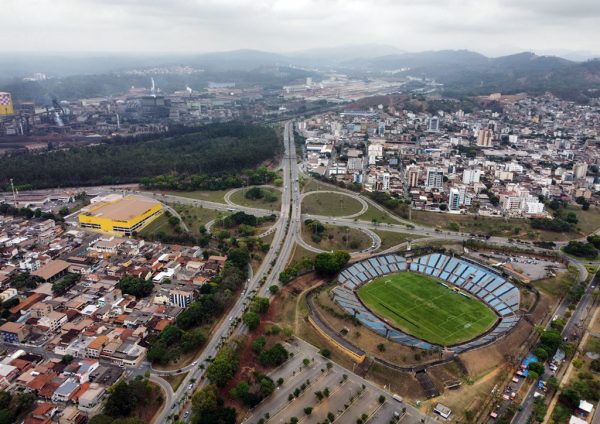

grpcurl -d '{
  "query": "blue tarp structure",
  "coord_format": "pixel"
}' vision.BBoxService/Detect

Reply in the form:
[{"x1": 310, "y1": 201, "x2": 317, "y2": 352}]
[{"x1": 520, "y1": 354, "x2": 538, "y2": 377}]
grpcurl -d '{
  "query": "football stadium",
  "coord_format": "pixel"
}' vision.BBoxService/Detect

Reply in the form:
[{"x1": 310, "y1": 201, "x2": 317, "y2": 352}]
[{"x1": 332, "y1": 252, "x2": 521, "y2": 353}]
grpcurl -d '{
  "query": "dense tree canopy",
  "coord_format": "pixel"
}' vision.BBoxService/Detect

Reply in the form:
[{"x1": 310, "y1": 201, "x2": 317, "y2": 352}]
[
  {"x1": 314, "y1": 251, "x2": 351, "y2": 277},
  {"x1": 117, "y1": 275, "x2": 154, "y2": 298},
  {"x1": 564, "y1": 241, "x2": 598, "y2": 259},
  {"x1": 0, "y1": 123, "x2": 280, "y2": 189},
  {"x1": 191, "y1": 385, "x2": 236, "y2": 424},
  {"x1": 207, "y1": 344, "x2": 240, "y2": 387}
]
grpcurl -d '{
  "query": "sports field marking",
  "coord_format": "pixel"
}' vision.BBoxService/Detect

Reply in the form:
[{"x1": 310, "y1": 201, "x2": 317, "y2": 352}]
[{"x1": 357, "y1": 272, "x2": 497, "y2": 345}]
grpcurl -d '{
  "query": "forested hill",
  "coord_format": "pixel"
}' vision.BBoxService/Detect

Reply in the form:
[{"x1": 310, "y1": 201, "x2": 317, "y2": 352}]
[{"x1": 0, "y1": 122, "x2": 281, "y2": 190}]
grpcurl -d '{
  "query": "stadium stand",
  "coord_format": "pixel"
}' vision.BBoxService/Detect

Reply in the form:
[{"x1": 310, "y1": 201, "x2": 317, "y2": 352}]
[{"x1": 332, "y1": 253, "x2": 521, "y2": 353}]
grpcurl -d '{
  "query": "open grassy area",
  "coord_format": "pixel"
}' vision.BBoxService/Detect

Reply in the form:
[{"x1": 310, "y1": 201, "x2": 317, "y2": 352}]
[
  {"x1": 358, "y1": 204, "x2": 399, "y2": 225},
  {"x1": 139, "y1": 204, "x2": 221, "y2": 239},
  {"x1": 411, "y1": 205, "x2": 600, "y2": 241},
  {"x1": 357, "y1": 272, "x2": 498, "y2": 345},
  {"x1": 411, "y1": 210, "x2": 535, "y2": 237},
  {"x1": 301, "y1": 177, "x2": 344, "y2": 193},
  {"x1": 532, "y1": 270, "x2": 577, "y2": 299},
  {"x1": 302, "y1": 192, "x2": 364, "y2": 217},
  {"x1": 228, "y1": 186, "x2": 281, "y2": 211},
  {"x1": 161, "y1": 189, "x2": 230, "y2": 203},
  {"x1": 139, "y1": 213, "x2": 177, "y2": 237},
  {"x1": 171, "y1": 204, "x2": 221, "y2": 234},
  {"x1": 373, "y1": 230, "x2": 420, "y2": 251},
  {"x1": 570, "y1": 205, "x2": 600, "y2": 235},
  {"x1": 163, "y1": 372, "x2": 188, "y2": 391},
  {"x1": 288, "y1": 242, "x2": 318, "y2": 266},
  {"x1": 302, "y1": 223, "x2": 372, "y2": 251}
]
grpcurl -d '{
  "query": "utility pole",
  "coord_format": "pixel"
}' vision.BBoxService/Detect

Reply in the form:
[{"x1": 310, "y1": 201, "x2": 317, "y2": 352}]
[{"x1": 10, "y1": 179, "x2": 17, "y2": 206}]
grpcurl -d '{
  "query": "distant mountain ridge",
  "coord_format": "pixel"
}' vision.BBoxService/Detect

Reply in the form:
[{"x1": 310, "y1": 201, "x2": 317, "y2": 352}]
[{"x1": 0, "y1": 47, "x2": 598, "y2": 103}]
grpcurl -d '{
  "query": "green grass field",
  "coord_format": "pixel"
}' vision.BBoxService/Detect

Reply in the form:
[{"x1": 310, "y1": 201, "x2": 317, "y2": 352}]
[
  {"x1": 302, "y1": 192, "x2": 364, "y2": 217},
  {"x1": 357, "y1": 272, "x2": 497, "y2": 345}
]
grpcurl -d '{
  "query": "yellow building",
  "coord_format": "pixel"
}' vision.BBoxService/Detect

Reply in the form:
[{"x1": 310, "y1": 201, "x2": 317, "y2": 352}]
[
  {"x1": 0, "y1": 92, "x2": 14, "y2": 116},
  {"x1": 78, "y1": 195, "x2": 162, "y2": 236}
]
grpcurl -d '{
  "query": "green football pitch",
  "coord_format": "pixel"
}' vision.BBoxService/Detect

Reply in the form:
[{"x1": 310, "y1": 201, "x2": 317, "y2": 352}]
[{"x1": 357, "y1": 272, "x2": 498, "y2": 346}]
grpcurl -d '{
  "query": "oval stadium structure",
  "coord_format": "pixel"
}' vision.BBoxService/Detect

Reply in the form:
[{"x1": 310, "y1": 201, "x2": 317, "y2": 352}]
[{"x1": 332, "y1": 253, "x2": 521, "y2": 354}]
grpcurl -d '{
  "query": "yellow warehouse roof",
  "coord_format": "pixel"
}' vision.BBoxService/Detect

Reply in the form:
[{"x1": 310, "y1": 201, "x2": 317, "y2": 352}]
[{"x1": 82, "y1": 195, "x2": 161, "y2": 222}]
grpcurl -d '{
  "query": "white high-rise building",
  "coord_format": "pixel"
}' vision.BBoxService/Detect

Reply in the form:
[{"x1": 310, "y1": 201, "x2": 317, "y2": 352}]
[
  {"x1": 449, "y1": 188, "x2": 461, "y2": 210},
  {"x1": 462, "y1": 169, "x2": 481, "y2": 184},
  {"x1": 427, "y1": 116, "x2": 440, "y2": 133},
  {"x1": 426, "y1": 168, "x2": 444, "y2": 189}
]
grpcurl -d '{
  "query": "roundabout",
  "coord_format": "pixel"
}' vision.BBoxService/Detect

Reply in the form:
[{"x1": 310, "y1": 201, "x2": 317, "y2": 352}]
[{"x1": 301, "y1": 190, "x2": 368, "y2": 218}]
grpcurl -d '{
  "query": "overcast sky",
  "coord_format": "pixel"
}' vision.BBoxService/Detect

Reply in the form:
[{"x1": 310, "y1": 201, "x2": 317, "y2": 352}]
[{"x1": 3, "y1": 0, "x2": 599, "y2": 58}]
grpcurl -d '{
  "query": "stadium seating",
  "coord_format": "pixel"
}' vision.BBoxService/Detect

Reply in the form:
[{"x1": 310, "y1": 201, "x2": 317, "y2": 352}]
[{"x1": 332, "y1": 253, "x2": 521, "y2": 353}]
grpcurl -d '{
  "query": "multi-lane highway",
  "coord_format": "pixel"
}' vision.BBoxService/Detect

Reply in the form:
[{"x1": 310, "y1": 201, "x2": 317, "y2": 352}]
[
  {"x1": 159, "y1": 121, "x2": 298, "y2": 422},
  {"x1": 56, "y1": 120, "x2": 595, "y2": 423}
]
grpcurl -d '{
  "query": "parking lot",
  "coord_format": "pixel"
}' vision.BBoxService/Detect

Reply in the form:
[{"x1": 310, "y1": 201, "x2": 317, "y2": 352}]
[
  {"x1": 244, "y1": 338, "x2": 438, "y2": 424},
  {"x1": 472, "y1": 251, "x2": 564, "y2": 281}
]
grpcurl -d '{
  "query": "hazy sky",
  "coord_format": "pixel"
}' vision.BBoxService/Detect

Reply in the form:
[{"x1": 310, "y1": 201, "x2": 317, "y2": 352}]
[{"x1": 3, "y1": 0, "x2": 599, "y2": 57}]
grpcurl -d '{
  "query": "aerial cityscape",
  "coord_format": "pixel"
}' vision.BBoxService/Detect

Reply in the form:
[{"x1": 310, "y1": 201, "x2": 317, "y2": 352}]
[{"x1": 1, "y1": 1, "x2": 600, "y2": 424}]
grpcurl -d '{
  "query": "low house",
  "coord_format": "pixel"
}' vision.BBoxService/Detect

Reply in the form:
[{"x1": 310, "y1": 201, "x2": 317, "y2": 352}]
[
  {"x1": 434, "y1": 403, "x2": 452, "y2": 419},
  {"x1": 78, "y1": 383, "x2": 105, "y2": 411},
  {"x1": 52, "y1": 378, "x2": 80, "y2": 403},
  {"x1": 32, "y1": 259, "x2": 70, "y2": 282}
]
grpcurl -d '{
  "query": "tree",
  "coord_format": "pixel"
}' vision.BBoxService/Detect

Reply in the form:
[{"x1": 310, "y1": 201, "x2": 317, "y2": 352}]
[
  {"x1": 534, "y1": 347, "x2": 549, "y2": 362},
  {"x1": 207, "y1": 345, "x2": 239, "y2": 388},
  {"x1": 251, "y1": 297, "x2": 270, "y2": 314},
  {"x1": 191, "y1": 385, "x2": 237, "y2": 424},
  {"x1": 378, "y1": 395, "x2": 385, "y2": 404},
  {"x1": 314, "y1": 251, "x2": 351, "y2": 277},
  {"x1": 529, "y1": 361, "x2": 545, "y2": 376},
  {"x1": 227, "y1": 248, "x2": 251, "y2": 268},
  {"x1": 303, "y1": 358, "x2": 310, "y2": 367},
  {"x1": 259, "y1": 343, "x2": 289, "y2": 367},
  {"x1": 377, "y1": 343, "x2": 386, "y2": 352},
  {"x1": 103, "y1": 381, "x2": 137, "y2": 417},
  {"x1": 243, "y1": 311, "x2": 260, "y2": 330},
  {"x1": 547, "y1": 376, "x2": 559, "y2": 391},
  {"x1": 61, "y1": 354, "x2": 74, "y2": 364},
  {"x1": 559, "y1": 388, "x2": 581, "y2": 410},
  {"x1": 252, "y1": 336, "x2": 267, "y2": 354},
  {"x1": 118, "y1": 275, "x2": 154, "y2": 298},
  {"x1": 321, "y1": 348, "x2": 331, "y2": 358},
  {"x1": 563, "y1": 241, "x2": 598, "y2": 259},
  {"x1": 304, "y1": 407, "x2": 313, "y2": 415},
  {"x1": 52, "y1": 272, "x2": 81, "y2": 295},
  {"x1": 269, "y1": 285, "x2": 279, "y2": 294}
]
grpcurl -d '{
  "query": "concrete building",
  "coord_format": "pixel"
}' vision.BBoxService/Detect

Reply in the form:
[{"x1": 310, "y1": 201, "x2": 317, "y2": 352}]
[
  {"x1": 462, "y1": 169, "x2": 481, "y2": 184},
  {"x1": 31, "y1": 260, "x2": 70, "y2": 282},
  {"x1": 78, "y1": 195, "x2": 162, "y2": 236},
  {"x1": 449, "y1": 188, "x2": 461, "y2": 211},
  {"x1": 426, "y1": 168, "x2": 444, "y2": 189},
  {"x1": 169, "y1": 288, "x2": 194, "y2": 308},
  {"x1": 477, "y1": 128, "x2": 493, "y2": 147},
  {"x1": 0, "y1": 322, "x2": 30, "y2": 343},
  {"x1": 406, "y1": 166, "x2": 420, "y2": 188},
  {"x1": 428, "y1": 116, "x2": 440, "y2": 133},
  {"x1": 574, "y1": 162, "x2": 588, "y2": 179}
]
